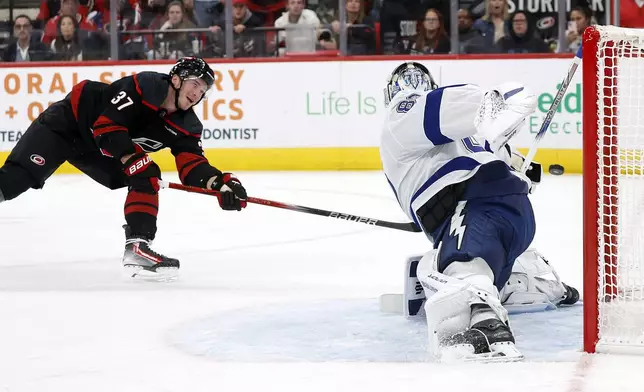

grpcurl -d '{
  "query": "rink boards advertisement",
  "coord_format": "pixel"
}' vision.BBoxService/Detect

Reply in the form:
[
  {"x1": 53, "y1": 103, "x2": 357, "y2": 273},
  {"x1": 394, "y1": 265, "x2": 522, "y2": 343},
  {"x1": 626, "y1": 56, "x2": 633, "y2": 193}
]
[{"x1": 0, "y1": 57, "x2": 583, "y2": 172}]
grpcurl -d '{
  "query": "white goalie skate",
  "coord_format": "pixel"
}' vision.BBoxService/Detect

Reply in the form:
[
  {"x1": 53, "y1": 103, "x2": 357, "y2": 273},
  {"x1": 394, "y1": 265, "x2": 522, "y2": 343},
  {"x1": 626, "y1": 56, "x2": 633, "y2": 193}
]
[
  {"x1": 439, "y1": 310, "x2": 524, "y2": 363},
  {"x1": 416, "y1": 250, "x2": 524, "y2": 363}
]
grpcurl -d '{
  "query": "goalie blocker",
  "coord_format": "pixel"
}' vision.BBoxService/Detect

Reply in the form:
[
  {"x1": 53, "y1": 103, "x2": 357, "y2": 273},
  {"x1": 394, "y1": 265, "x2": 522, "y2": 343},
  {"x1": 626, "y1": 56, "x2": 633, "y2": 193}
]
[{"x1": 381, "y1": 249, "x2": 580, "y2": 317}]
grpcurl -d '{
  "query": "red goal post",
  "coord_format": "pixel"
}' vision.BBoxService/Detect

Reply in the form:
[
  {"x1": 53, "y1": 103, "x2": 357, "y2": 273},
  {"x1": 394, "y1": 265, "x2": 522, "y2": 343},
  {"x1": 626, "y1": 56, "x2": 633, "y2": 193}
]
[{"x1": 583, "y1": 25, "x2": 644, "y2": 355}]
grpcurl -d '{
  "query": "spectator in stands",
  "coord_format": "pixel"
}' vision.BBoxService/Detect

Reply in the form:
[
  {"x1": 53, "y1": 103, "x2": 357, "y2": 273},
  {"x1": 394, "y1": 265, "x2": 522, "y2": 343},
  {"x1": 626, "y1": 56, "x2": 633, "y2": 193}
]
[
  {"x1": 312, "y1": 0, "x2": 336, "y2": 25},
  {"x1": 50, "y1": 14, "x2": 84, "y2": 60},
  {"x1": 496, "y1": 11, "x2": 549, "y2": 54},
  {"x1": 411, "y1": 8, "x2": 450, "y2": 54},
  {"x1": 245, "y1": 0, "x2": 287, "y2": 27},
  {"x1": 141, "y1": 0, "x2": 168, "y2": 30},
  {"x1": 379, "y1": 0, "x2": 425, "y2": 54},
  {"x1": 43, "y1": 0, "x2": 96, "y2": 45},
  {"x1": 329, "y1": 0, "x2": 375, "y2": 55},
  {"x1": 37, "y1": 0, "x2": 94, "y2": 28},
  {"x1": 464, "y1": 0, "x2": 486, "y2": 19},
  {"x1": 140, "y1": 0, "x2": 168, "y2": 29},
  {"x1": 88, "y1": 0, "x2": 142, "y2": 29},
  {"x1": 3, "y1": 15, "x2": 52, "y2": 62},
  {"x1": 207, "y1": 0, "x2": 265, "y2": 57},
  {"x1": 183, "y1": 0, "x2": 199, "y2": 25},
  {"x1": 472, "y1": 0, "x2": 508, "y2": 49},
  {"x1": 620, "y1": 0, "x2": 644, "y2": 28},
  {"x1": 194, "y1": 0, "x2": 223, "y2": 28},
  {"x1": 150, "y1": 0, "x2": 199, "y2": 59},
  {"x1": 566, "y1": 5, "x2": 591, "y2": 53},
  {"x1": 274, "y1": 0, "x2": 321, "y2": 53},
  {"x1": 458, "y1": 8, "x2": 478, "y2": 44}
]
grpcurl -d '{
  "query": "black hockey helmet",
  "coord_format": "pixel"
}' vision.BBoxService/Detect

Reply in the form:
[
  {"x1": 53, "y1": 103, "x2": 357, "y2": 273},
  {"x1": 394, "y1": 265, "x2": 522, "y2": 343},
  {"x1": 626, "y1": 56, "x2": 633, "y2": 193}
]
[{"x1": 169, "y1": 57, "x2": 215, "y2": 108}]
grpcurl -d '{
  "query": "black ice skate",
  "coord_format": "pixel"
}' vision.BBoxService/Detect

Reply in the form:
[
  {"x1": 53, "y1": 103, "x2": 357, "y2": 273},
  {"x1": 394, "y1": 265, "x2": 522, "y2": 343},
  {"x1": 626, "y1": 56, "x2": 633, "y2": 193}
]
[
  {"x1": 441, "y1": 317, "x2": 523, "y2": 363},
  {"x1": 122, "y1": 225, "x2": 179, "y2": 281}
]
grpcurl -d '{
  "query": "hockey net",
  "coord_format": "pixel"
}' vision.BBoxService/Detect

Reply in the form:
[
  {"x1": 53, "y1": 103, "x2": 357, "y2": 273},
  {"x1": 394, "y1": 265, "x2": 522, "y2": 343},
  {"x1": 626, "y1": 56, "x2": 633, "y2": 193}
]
[{"x1": 583, "y1": 25, "x2": 644, "y2": 354}]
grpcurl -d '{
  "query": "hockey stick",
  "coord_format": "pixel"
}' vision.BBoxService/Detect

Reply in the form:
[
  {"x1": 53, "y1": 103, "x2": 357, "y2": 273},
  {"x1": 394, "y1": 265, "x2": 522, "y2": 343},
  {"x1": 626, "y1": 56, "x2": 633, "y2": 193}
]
[
  {"x1": 520, "y1": 46, "x2": 583, "y2": 173},
  {"x1": 158, "y1": 181, "x2": 422, "y2": 233}
]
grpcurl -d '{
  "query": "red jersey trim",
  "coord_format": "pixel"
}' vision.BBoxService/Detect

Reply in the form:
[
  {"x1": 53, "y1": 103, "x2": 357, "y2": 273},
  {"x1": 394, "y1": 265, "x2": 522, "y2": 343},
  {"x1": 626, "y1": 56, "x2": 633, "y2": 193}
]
[
  {"x1": 132, "y1": 73, "x2": 160, "y2": 111},
  {"x1": 164, "y1": 118, "x2": 200, "y2": 138},
  {"x1": 70, "y1": 80, "x2": 88, "y2": 121}
]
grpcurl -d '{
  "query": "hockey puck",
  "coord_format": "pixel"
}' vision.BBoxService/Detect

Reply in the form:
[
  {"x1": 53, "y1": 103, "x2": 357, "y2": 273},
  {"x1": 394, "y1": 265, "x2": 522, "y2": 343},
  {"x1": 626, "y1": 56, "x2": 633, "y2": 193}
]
[{"x1": 549, "y1": 164, "x2": 564, "y2": 175}]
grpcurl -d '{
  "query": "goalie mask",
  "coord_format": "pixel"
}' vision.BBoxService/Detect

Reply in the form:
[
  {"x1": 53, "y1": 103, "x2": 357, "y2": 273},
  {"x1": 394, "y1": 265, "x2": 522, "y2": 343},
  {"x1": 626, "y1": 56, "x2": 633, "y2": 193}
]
[{"x1": 384, "y1": 62, "x2": 438, "y2": 107}]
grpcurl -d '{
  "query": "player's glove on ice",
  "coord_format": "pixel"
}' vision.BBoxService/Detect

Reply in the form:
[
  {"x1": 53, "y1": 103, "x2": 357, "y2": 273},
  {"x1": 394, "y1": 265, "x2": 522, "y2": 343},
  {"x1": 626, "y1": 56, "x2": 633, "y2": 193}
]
[
  {"x1": 211, "y1": 173, "x2": 247, "y2": 211},
  {"x1": 122, "y1": 152, "x2": 161, "y2": 194}
]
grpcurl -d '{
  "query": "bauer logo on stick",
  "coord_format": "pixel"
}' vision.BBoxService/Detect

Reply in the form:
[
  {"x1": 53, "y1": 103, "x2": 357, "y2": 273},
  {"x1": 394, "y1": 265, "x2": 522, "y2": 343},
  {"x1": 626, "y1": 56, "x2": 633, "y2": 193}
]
[{"x1": 329, "y1": 212, "x2": 377, "y2": 225}]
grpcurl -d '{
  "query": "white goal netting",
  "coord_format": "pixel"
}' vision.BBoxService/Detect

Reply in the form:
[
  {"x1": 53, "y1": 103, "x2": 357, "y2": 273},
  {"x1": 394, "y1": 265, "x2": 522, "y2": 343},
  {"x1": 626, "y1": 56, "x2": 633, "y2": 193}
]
[{"x1": 593, "y1": 25, "x2": 644, "y2": 353}]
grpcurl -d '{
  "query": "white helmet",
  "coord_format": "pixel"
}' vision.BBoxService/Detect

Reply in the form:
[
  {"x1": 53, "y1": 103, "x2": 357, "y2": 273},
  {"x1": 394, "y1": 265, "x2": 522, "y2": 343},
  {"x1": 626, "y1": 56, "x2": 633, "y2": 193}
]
[{"x1": 383, "y1": 62, "x2": 438, "y2": 107}]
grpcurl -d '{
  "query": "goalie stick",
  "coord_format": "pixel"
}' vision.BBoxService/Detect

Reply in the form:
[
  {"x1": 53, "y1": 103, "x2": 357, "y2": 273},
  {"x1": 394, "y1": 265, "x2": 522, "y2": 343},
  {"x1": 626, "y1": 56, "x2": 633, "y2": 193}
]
[
  {"x1": 520, "y1": 46, "x2": 583, "y2": 173},
  {"x1": 158, "y1": 181, "x2": 422, "y2": 232}
]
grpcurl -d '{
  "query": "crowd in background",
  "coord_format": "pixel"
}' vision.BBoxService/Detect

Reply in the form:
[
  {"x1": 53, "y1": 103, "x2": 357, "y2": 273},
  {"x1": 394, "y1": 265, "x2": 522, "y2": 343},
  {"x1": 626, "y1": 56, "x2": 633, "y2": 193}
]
[{"x1": 0, "y1": 0, "x2": 641, "y2": 62}]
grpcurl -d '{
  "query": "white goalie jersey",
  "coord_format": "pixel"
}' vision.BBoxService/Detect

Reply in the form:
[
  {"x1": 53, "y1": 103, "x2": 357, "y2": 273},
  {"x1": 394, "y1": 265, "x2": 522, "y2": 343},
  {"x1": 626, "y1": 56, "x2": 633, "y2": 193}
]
[{"x1": 380, "y1": 83, "x2": 536, "y2": 227}]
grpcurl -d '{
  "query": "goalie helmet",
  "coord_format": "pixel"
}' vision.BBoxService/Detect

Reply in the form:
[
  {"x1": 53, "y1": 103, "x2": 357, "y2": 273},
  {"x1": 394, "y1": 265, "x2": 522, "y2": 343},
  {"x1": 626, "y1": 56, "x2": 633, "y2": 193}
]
[
  {"x1": 384, "y1": 62, "x2": 438, "y2": 107},
  {"x1": 169, "y1": 57, "x2": 215, "y2": 107}
]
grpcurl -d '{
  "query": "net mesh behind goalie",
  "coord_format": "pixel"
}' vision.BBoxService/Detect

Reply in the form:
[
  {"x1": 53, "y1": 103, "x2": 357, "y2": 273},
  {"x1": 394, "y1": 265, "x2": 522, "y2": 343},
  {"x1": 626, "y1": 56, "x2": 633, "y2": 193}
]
[{"x1": 584, "y1": 25, "x2": 644, "y2": 354}]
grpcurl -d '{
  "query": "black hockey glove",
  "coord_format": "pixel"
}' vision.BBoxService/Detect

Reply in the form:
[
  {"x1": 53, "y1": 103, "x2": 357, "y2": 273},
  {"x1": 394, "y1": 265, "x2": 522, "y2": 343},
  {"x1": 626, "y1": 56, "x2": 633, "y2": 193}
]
[
  {"x1": 211, "y1": 173, "x2": 247, "y2": 211},
  {"x1": 507, "y1": 147, "x2": 541, "y2": 194},
  {"x1": 122, "y1": 152, "x2": 161, "y2": 194}
]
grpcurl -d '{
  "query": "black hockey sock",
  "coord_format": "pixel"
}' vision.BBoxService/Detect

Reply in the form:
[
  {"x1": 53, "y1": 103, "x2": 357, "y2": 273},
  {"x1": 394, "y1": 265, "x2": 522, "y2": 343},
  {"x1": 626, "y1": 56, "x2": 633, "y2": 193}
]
[{"x1": 124, "y1": 190, "x2": 158, "y2": 240}]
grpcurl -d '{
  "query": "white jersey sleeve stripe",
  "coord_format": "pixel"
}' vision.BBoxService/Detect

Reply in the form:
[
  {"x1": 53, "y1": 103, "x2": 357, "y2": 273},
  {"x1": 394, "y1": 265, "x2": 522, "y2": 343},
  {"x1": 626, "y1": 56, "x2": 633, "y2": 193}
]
[
  {"x1": 422, "y1": 86, "x2": 462, "y2": 146},
  {"x1": 421, "y1": 84, "x2": 484, "y2": 145},
  {"x1": 408, "y1": 156, "x2": 481, "y2": 223},
  {"x1": 503, "y1": 86, "x2": 524, "y2": 100}
]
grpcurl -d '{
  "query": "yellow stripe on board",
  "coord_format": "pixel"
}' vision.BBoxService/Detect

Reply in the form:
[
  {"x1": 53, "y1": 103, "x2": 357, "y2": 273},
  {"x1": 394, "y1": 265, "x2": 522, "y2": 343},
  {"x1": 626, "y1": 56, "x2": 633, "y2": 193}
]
[{"x1": 0, "y1": 147, "x2": 584, "y2": 174}]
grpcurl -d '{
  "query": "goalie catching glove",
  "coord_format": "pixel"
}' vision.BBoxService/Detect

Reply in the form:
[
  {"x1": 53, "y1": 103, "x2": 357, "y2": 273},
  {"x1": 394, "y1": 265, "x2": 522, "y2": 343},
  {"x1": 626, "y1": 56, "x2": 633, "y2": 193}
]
[
  {"x1": 476, "y1": 82, "x2": 538, "y2": 153},
  {"x1": 210, "y1": 173, "x2": 247, "y2": 211}
]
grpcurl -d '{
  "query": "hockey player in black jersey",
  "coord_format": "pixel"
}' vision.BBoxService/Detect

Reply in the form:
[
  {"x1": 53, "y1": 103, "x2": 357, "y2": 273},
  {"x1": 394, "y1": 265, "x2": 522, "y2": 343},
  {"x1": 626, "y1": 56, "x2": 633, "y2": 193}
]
[{"x1": 0, "y1": 57, "x2": 247, "y2": 280}]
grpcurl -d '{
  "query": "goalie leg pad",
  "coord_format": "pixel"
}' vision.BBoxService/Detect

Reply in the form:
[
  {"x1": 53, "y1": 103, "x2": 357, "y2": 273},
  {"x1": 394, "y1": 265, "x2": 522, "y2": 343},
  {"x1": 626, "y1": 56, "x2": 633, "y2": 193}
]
[
  {"x1": 500, "y1": 249, "x2": 580, "y2": 313},
  {"x1": 418, "y1": 252, "x2": 519, "y2": 362},
  {"x1": 402, "y1": 250, "x2": 443, "y2": 317}
]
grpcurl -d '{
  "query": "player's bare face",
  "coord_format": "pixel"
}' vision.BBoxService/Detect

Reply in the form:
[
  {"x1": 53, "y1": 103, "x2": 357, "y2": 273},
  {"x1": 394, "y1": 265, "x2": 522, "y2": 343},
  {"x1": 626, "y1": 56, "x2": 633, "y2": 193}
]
[{"x1": 179, "y1": 79, "x2": 208, "y2": 110}]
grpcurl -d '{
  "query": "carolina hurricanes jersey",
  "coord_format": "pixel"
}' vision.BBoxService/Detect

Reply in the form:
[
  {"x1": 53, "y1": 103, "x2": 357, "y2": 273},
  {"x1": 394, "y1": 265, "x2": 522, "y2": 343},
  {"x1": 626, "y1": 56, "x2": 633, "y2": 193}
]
[
  {"x1": 69, "y1": 71, "x2": 219, "y2": 187},
  {"x1": 380, "y1": 84, "x2": 529, "y2": 227}
]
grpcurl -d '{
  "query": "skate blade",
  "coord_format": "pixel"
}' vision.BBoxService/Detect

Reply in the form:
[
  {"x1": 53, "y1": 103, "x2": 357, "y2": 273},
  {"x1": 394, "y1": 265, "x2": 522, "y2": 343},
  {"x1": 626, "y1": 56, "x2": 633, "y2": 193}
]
[
  {"x1": 123, "y1": 265, "x2": 180, "y2": 282},
  {"x1": 440, "y1": 343, "x2": 524, "y2": 364}
]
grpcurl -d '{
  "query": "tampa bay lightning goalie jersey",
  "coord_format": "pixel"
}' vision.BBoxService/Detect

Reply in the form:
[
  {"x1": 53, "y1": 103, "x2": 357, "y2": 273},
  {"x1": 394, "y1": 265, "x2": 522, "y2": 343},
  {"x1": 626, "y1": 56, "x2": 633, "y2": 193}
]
[{"x1": 379, "y1": 84, "x2": 532, "y2": 230}]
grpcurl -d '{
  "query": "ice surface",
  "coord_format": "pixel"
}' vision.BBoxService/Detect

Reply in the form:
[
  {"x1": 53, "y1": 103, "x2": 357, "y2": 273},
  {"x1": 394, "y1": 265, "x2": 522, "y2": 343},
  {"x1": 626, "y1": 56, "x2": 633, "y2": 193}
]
[{"x1": 1, "y1": 172, "x2": 644, "y2": 392}]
